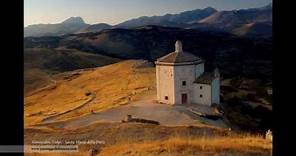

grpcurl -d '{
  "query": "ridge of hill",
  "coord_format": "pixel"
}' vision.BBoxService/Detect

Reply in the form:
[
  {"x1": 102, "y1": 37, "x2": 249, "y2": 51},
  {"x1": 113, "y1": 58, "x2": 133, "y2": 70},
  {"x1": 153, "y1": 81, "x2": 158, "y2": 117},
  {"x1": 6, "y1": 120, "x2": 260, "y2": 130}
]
[
  {"x1": 24, "y1": 48, "x2": 120, "y2": 94},
  {"x1": 24, "y1": 60, "x2": 155, "y2": 126},
  {"x1": 24, "y1": 26, "x2": 272, "y2": 82},
  {"x1": 24, "y1": 4, "x2": 272, "y2": 37},
  {"x1": 24, "y1": 17, "x2": 89, "y2": 37},
  {"x1": 24, "y1": 60, "x2": 272, "y2": 155}
]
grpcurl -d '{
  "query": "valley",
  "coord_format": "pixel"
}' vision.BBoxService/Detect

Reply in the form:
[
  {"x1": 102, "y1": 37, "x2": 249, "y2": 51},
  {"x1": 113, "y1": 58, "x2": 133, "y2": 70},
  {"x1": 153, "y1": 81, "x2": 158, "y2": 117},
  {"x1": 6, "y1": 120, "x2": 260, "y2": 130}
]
[
  {"x1": 24, "y1": 48, "x2": 120, "y2": 95},
  {"x1": 23, "y1": 4, "x2": 272, "y2": 155},
  {"x1": 25, "y1": 60, "x2": 155, "y2": 126},
  {"x1": 24, "y1": 60, "x2": 272, "y2": 156}
]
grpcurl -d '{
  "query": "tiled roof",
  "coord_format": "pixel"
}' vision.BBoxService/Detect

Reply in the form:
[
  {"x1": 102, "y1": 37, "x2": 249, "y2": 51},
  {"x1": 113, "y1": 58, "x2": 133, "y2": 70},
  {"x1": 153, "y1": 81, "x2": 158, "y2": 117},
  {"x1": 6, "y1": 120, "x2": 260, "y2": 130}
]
[
  {"x1": 194, "y1": 72, "x2": 216, "y2": 84},
  {"x1": 157, "y1": 51, "x2": 202, "y2": 63}
]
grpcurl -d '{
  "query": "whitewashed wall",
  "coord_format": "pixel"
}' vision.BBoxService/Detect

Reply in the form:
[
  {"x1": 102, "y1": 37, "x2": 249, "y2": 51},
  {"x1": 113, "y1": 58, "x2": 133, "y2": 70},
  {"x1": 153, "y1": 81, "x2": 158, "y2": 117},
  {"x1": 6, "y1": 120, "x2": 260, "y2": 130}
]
[
  {"x1": 156, "y1": 62, "x2": 206, "y2": 105},
  {"x1": 173, "y1": 65, "x2": 196, "y2": 104},
  {"x1": 156, "y1": 65, "x2": 175, "y2": 104},
  {"x1": 192, "y1": 83, "x2": 212, "y2": 106}
]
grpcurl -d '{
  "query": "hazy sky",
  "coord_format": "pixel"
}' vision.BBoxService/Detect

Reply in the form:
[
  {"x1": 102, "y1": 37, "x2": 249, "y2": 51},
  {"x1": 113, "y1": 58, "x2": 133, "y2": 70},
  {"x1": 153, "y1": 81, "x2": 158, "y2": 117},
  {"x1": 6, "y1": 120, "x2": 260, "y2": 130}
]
[{"x1": 24, "y1": 0, "x2": 272, "y2": 26}]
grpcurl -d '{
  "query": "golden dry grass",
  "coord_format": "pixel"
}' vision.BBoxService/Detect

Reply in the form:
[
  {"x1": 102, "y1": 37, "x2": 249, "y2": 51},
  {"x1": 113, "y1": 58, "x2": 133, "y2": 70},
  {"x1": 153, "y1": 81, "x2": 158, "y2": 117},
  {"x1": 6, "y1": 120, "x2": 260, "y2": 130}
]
[
  {"x1": 24, "y1": 68, "x2": 53, "y2": 96},
  {"x1": 24, "y1": 122, "x2": 271, "y2": 156},
  {"x1": 99, "y1": 135, "x2": 272, "y2": 156},
  {"x1": 25, "y1": 152, "x2": 86, "y2": 156},
  {"x1": 24, "y1": 60, "x2": 156, "y2": 126}
]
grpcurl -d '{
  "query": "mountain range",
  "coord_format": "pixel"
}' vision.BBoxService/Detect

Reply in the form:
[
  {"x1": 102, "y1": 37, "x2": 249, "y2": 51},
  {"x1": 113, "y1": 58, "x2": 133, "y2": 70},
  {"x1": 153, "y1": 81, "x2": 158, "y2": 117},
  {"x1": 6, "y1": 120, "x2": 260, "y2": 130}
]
[
  {"x1": 24, "y1": 17, "x2": 89, "y2": 37},
  {"x1": 24, "y1": 4, "x2": 272, "y2": 95},
  {"x1": 115, "y1": 7, "x2": 217, "y2": 28},
  {"x1": 24, "y1": 4, "x2": 272, "y2": 150},
  {"x1": 24, "y1": 3, "x2": 272, "y2": 38},
  {"x1": 25, "y1": 25, "x2": 272, "y2": 80}
]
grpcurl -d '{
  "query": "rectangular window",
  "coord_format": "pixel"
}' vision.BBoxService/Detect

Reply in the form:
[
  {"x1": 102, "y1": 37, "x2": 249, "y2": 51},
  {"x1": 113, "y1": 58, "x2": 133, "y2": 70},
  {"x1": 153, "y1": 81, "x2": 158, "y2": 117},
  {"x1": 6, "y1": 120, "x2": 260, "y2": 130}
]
[
  {"x1": 200, "y1": 86, "x2": 203, "y2": 89},
  {"x1": 182, "y1": 81, "x2": 186, "y2": 86},
  {"x1": 200, "y1": 94, "x2": 203, "y2": 98},
  {"x1": 165, "y1": 96, "x2": 168, "y2": 100}
]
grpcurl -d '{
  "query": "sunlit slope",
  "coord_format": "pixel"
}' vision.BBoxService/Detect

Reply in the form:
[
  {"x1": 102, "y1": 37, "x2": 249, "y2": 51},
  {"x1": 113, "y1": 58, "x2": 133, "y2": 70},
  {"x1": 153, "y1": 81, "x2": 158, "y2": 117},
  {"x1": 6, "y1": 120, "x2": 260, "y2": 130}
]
[
  {"x1": 24, "y1": 60, "x2": 156, "y2": 126},
  {"x1": 99, "y1": 136, "x2": 271, "y2": 156},
  {"x1": 24, "y1": 48, "x2": 120, "y2": 95},
  {"x1": 24, "y1": 122, "x2": 271, "y2": 156}
]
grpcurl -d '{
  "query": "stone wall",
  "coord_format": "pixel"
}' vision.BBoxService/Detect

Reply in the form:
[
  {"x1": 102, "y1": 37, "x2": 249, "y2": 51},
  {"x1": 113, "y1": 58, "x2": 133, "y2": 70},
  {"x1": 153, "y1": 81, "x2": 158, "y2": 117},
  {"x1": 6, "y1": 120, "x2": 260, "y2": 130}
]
[
  {"x1": 192, "y1": 83, "x2": 212, "y2": 105},
  {"x1": 156, "y1": 62, "x2": 206, "y2": 105},
  {"x1": 173, "y1": 65, "x2": 196, "y2": 104},
  {"x1": 156, "y1": 65, "x2": 175, "y2": 104}
]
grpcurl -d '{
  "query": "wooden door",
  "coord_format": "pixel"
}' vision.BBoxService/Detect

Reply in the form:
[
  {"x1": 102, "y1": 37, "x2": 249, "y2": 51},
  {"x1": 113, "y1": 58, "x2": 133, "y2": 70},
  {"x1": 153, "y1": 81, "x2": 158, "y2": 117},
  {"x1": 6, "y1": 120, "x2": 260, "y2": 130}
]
[{"x1": 181, "y1": 94, "x2": 187, "y2": 104}]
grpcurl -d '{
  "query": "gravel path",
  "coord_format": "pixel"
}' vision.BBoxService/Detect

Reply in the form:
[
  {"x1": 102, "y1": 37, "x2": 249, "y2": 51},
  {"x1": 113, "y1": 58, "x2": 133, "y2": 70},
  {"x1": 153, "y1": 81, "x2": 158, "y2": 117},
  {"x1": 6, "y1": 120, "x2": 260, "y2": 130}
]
[
  {"x1": 41, "y1": 91, "x2": 96, "y2": 123},
  {"x1": 55, "y1": 100, "x2": 228, "y2": 129}
]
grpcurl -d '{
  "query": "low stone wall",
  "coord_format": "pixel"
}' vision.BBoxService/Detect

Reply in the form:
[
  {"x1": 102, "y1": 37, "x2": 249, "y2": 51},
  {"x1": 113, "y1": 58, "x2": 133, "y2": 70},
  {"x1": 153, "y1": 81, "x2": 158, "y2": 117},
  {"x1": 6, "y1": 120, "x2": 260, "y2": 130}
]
[{"x1": 121, "y1": 115, "x2": 160, "y2": 125}]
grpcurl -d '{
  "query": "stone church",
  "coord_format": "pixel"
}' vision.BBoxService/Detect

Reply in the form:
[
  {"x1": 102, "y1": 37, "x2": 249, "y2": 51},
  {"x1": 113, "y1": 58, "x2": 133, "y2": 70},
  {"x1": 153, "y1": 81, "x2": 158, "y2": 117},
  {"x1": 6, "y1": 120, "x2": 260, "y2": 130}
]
[{"x1": 155, "y1": 40, "x2": 220, "y2": 106}]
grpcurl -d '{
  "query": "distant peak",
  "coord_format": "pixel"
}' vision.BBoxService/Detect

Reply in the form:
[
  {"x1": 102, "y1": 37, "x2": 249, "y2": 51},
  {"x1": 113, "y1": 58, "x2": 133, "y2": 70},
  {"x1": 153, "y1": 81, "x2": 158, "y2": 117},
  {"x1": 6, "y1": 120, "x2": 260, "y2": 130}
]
[
  {"x1": 266, "y1": 3, "x2": 272, "y2": 7},
  {"x1": 62, "y1": 17, "x2": 85, "y2": 24},
  {"x1": 190, "y1": 6, "x2": 217, "y2": 13},
  {"x1": 255, "y1": 3, "x2": 272, "y2": 10},
  {"x1": 263, "y1": 3, "x2": 272, "y2": 9},
  {"x1": 204, "y1": 6, "x2": 217, "y2": 12}
]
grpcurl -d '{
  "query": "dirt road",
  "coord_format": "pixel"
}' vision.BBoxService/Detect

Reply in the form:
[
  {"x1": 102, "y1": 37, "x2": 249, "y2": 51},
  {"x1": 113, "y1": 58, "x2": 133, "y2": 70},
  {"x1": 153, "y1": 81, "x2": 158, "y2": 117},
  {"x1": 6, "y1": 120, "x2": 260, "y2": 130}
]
[{"x1": 49, "y1": 100, "x2": 228, "y2": 129}]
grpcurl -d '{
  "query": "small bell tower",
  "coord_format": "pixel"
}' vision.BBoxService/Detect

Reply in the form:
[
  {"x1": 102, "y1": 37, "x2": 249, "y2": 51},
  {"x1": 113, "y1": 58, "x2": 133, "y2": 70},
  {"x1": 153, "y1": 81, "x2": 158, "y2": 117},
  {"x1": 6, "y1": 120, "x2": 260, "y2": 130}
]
[
  {"x1": 175, "y1": 40, "x2": 183, "y2": 52},
  {"x1": 214, "y1": 68, "x2": 220, "y2": 78}
]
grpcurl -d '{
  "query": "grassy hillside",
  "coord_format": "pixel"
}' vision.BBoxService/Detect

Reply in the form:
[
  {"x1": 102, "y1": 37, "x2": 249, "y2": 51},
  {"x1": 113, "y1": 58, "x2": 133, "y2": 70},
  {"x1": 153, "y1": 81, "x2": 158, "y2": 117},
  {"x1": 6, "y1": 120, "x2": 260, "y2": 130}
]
[
  {"x1": 25, "y1": 60, "x2": 271, "y2": 131},
  {"x1": 24, "y1": 122, "x2": 271, "y2": 156},
  {"x1": 24, "y1": 48, "x2": 120, "y2": 73},
  {"x1": 24, "y1": 68, "x2": 53, "y2": 95},
  {"x1": 24, "y1": 60, "x2": 272, "y2": 156},
  {"x1": 232, "y1": 22, "x2": 272, "y2": 38},
  {"x1": 76, "y1": 23, "x2": 112, "y2": 33},
  {"x1": 25, "y1": 60, "x2": 155, "y2": 126},
  {"x1": 100, "y1": 136, "x2": 271, "y2": 156},
  {"x1": 24, "y1": 26, "x2": 272, "y2": 82},
  {"x1": 24, "y1": 48, "x2": 120, "y2": 94}
]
